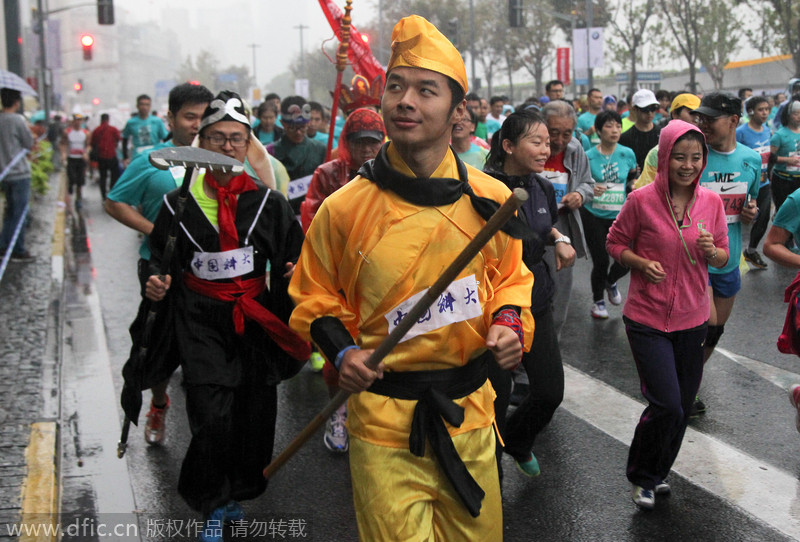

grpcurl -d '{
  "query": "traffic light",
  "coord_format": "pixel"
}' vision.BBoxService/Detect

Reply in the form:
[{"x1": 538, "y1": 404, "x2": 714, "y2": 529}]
[
  {"x1": 81, "y1": 34, "x2": 94, "y2": 60},
  {"x1": 97, "y1": 0, "x2": 114, "y2": 25},
  {"x1": 509, "y1": 0, "x2": 525, "y2": 27},
  {"x1": 74, "y1": 80, "x2": 83, "y2": 93}
]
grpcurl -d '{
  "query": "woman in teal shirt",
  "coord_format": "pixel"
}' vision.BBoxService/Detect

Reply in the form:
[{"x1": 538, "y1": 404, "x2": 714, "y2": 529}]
[
  {"x1": 770, "y1": 98, "x2": 800, "y2": 213},
  {"x1": 580, "y1": 110, "x2": 638, "y2": 319}
]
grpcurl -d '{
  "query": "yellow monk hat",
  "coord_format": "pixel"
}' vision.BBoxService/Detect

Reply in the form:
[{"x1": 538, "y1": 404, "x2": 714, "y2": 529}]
[{"x1": 387, "y1": 15, "x2": 468, "y2": 93}]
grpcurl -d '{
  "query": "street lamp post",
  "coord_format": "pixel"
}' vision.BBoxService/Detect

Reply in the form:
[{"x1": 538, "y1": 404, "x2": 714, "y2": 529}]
[
  {"x1": 248, "y1": 43, "x2": 260, "y2": 89},
  {"x1": 294, "y1": 24, "x2": 309, "y2": 78}
]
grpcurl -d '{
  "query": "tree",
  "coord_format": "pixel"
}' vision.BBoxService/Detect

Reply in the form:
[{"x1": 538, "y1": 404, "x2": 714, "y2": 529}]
[
  {"x1": 512, "y1": 0, "x2": 558, "y2": 98},
  {"x1": 657, "y1": 0, "x2": 704, "y2": 92},
  {"x1": 694, "y1": 0, "x2": 741, "y2": 89},
  {"x1": 658, "y1": 0, "x2": 743, "y2": 92},
  {"x1": 473, "y1": 0, "x2": 507, "y2": 97},
  {"x1": 287, "y1": 43, "x2": 356, "y2": 105},
  {"x1": 758, "y1": 0, "x2": 800, "y2": 77},
  {"x1": 176, "y1": 50, "x2": 255, "y2": 97},
  {"x1": 177, "y1": 50, "x2": 219, "y2": 89},
  {"x1": 605, "y1": 0, "x2": 656, "y2": 99}
]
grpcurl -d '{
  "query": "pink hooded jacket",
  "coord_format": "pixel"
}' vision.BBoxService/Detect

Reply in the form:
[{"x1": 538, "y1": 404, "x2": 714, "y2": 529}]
[{"x1": 606, "y1": 120, "x2": 728, "y2": 332}]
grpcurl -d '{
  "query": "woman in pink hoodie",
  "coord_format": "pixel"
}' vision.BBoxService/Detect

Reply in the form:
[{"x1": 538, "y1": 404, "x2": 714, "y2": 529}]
[{"x1": 606, "y1": 120, "x2": 729, "y2": 510}]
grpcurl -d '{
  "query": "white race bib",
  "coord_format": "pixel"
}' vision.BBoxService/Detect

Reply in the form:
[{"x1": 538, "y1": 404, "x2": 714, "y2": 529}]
[
  {"x1": 288, "y1": 174, "x2": 313, "y2": 200},
  {"x1": 385, "y1": 275, "x2": 484, "y2": 343},
  {"x1": 542, "y1": 170, "x2": 569, "y2": 207},
  {"x1": 190, "y1": 246, "x2": 254, "y2": 280},
  {"x1": 788, "y1": 151, "x2": 800, "y2": 173},
  {"x1": 706, "y1": 182, "x2": 747, "y2": 224},
  {"x1": 593, "y1": 183, "x2": 625, "y2": 212}
]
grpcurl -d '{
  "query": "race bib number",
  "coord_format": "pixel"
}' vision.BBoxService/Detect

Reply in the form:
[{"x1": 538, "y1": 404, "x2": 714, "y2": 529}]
[
  {"x1": 542, "y1": 170, "x2": 569, "y2": 207},
  {"x1": 788, "y1": 151, "x2": 800, "y2": 173},
  {"x1": 287, "y1": 174, "x2": 312, "y2": 201},
  {"x1": 385, "y1": 275, "x2": 483, "y2": 343},
  {"x1": 706, "y1": 182, "x2": 747, "y2": 223},
  {"x1": 190, "y1": 246, "x2": 254, "y2": 280},
  {"x1": 593, "y1": 183, "x2": 625, "y2": 212}
]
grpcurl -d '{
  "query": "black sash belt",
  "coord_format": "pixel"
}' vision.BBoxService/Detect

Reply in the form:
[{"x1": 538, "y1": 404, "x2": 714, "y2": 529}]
[{"x1": 367, "y1": 353, "x2": 491, "y2": 518}]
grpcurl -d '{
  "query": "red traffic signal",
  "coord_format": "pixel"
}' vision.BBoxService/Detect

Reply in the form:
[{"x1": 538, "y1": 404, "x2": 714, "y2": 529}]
[
  {"x1": 73, "y1": 81, "x2": 83, "y2": 93},
  {"x1": 81, "y1": 34, "x2": 94, "y2": 60}
]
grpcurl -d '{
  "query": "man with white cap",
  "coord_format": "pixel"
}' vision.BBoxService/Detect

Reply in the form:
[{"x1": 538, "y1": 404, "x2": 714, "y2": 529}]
[
  {"x1": 288, "y1": 15, "x2": 534, "y2": 541},
  {"x1": 620, "y1": 88, "x2": 662, "y2": 176},
  {"x1": 144, "y1": 90, "x2": 307, "y2": 542}
]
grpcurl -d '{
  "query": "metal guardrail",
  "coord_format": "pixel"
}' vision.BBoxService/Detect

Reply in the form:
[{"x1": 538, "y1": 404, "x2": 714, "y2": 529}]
[{"x1": 0, "y1": 148, "x2": 33, "y2": 282}]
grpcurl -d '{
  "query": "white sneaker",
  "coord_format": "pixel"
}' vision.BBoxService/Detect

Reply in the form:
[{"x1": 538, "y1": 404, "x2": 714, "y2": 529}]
[
  {"x1": 591, "y1": 301, "x2": 609, "y2": 319},
  {"x1": 323, "y1": 409, "x2": 349, "y2": 453},
  {"x1": 655, "y1": 479, "x2": 671, "y2": 495},
  {"x1": 632, "y1": 485, "x2": 655, "y2": 510},
  {"x1": 606, "y1": 283, "x2": 622, "y2": 305}
]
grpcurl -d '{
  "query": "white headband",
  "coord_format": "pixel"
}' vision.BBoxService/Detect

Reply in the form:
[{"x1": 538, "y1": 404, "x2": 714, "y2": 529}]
[{"x1": 200, "y1": 97, "x2": 250, "y2": 130}]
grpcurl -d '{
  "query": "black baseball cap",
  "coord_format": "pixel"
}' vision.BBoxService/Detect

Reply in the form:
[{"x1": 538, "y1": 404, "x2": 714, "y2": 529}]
[{"x1": 693, "y1": 91, "x2": 741, "y2": 118}]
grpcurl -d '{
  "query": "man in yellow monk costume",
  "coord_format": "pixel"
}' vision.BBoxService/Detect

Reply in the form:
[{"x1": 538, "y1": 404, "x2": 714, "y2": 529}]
[{"x1": 288, "y1": 15, "x2": 534, "y2": 541}]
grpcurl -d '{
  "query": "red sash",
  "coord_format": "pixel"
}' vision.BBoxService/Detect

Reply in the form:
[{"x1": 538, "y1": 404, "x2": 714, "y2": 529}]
[{"x1": 183, "y1": 273, "x2": 311, "y2": 361}]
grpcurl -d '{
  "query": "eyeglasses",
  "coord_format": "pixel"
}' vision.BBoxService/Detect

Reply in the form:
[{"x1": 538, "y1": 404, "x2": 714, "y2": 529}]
[
  {"x1": 201, "y1": 133, "x2": 249, "y2": 148},
  {"x1": 696, "y1": 114, "x2": 730, "y2": 125},
  {"x1": 640, "y1": 105, "x2": 659, "y2": 113}
]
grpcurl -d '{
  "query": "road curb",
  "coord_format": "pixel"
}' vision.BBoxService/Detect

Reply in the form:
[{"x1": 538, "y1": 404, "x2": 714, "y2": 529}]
[
  {"x1": 17, "y1": 171, "x2": 66, "y2": 541},
  {"x1": 18, "y1": 422, "x2": 59, "y2": 542}
]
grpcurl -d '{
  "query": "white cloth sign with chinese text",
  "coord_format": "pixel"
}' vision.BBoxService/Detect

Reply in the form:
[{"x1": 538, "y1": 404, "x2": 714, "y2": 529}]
[
  {"x1": 385, "y1": 275, "x2": 484, "y2": 343},
  {"x1": 288, "y1": 174, "x2": 312, "y2": 200},
  {"x1": 190, "y1": 246, "x2": 254, "y2": 280}
]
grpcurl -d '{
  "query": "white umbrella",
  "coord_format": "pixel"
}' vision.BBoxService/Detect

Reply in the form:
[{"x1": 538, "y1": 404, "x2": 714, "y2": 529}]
[{"x1": 0, "y1": 69, "x2": 38, "y2": 96}]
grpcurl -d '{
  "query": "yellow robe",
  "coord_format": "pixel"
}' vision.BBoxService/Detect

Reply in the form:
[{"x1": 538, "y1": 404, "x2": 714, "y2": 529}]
[{"x1": 289, "y1": 143, "x2": 534, "y2": 448}]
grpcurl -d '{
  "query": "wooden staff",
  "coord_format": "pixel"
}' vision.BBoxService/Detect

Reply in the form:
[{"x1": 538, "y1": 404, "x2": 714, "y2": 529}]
[
  {"x1": 264, "y1": 187, "x2": 529, "y2": 479},
  {"x1": 325, "y1": 0, "x2": 353, "y2": 162}
]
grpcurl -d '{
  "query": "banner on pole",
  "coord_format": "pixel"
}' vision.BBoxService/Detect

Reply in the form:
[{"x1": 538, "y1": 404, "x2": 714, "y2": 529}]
[
  {"x1": 572, "y1": 27, "x2": 604, "y2": 71},
  {"x1": 556, "y1": 47, "x2": 570, "y2": 85}
]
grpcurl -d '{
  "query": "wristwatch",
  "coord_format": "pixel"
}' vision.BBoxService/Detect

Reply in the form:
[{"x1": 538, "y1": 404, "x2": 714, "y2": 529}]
[{"x1": 554, "y1": 235, "x2": 571, "y2": 245}]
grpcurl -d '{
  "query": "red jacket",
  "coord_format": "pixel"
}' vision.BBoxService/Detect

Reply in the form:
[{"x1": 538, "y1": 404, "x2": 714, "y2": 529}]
[
  {"x1": 778, "y1": 269, "x2": 800, "y2": 355},
  {"x1": 300, "y1": 158, "x2": 353, "y2": 232}
]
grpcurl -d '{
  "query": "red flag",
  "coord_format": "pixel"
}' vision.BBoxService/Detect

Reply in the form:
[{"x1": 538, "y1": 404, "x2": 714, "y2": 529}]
[{"x1": 318, "y1": 0, "x2": 385, "y2": 85}]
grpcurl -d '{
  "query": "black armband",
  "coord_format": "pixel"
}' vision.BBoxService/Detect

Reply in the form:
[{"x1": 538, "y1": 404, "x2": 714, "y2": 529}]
[{"x1": 310, "y1": 316, "x2": 356, "y2": 364}]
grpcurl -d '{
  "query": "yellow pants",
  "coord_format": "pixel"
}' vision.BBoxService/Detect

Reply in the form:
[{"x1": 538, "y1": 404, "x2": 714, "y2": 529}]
[{"x1": 349, "y1": 425, "x2": 502, "y2": 542}]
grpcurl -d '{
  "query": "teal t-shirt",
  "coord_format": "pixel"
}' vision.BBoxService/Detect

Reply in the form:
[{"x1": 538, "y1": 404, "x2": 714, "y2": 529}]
[
  {"x1": 122, "y1": 115, "x2": 168, "y2": 158},
  {"x1": 736, "y1": 123, "x2": 771, "y2": 188},
  {"x1": 584, "y1": 144, "x2": 637, "y2": 220},
  {"x1": 457, "y1": 143, "x2": 489, "y2": 170},
  {"x1": 107, "y1": 142, "x2": 180, "y2": 260},
  {"x1": 770, "y1": 126, "x2": 800, "y2": 176},
  {"x1": 773, "y1": 187, "x2": 800, "y2": 236},
  {"x1": 577, "y1": 111, "x2": 598, "y2": 144},
  {"x1": 700, "y1": 144, "x2": 761, "y2": 274},
  {"x1": 485, "y1": 118, "x2": 502, "y2": 139}
]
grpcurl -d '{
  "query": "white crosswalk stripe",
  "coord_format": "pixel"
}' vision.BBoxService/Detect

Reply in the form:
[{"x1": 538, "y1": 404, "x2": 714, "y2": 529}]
[{"x1": 562, "y1": 362, "x2": 800, "y2": 540}]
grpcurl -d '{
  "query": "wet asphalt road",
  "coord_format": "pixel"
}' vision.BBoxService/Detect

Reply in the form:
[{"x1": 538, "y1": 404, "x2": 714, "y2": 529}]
[{"x1": 59, "y1": 183, "x2": 800, "y2": 542}]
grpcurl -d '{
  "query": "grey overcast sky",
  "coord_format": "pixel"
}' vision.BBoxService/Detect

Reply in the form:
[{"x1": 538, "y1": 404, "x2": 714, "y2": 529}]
[{"x1": 114, "y1": 0, "x2": 381, "y2": 87}]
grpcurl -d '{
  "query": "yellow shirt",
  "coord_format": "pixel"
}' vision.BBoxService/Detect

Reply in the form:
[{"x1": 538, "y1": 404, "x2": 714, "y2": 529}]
[{"x1": 289, "y1": 144, "x2": 534, "y2": 448}]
